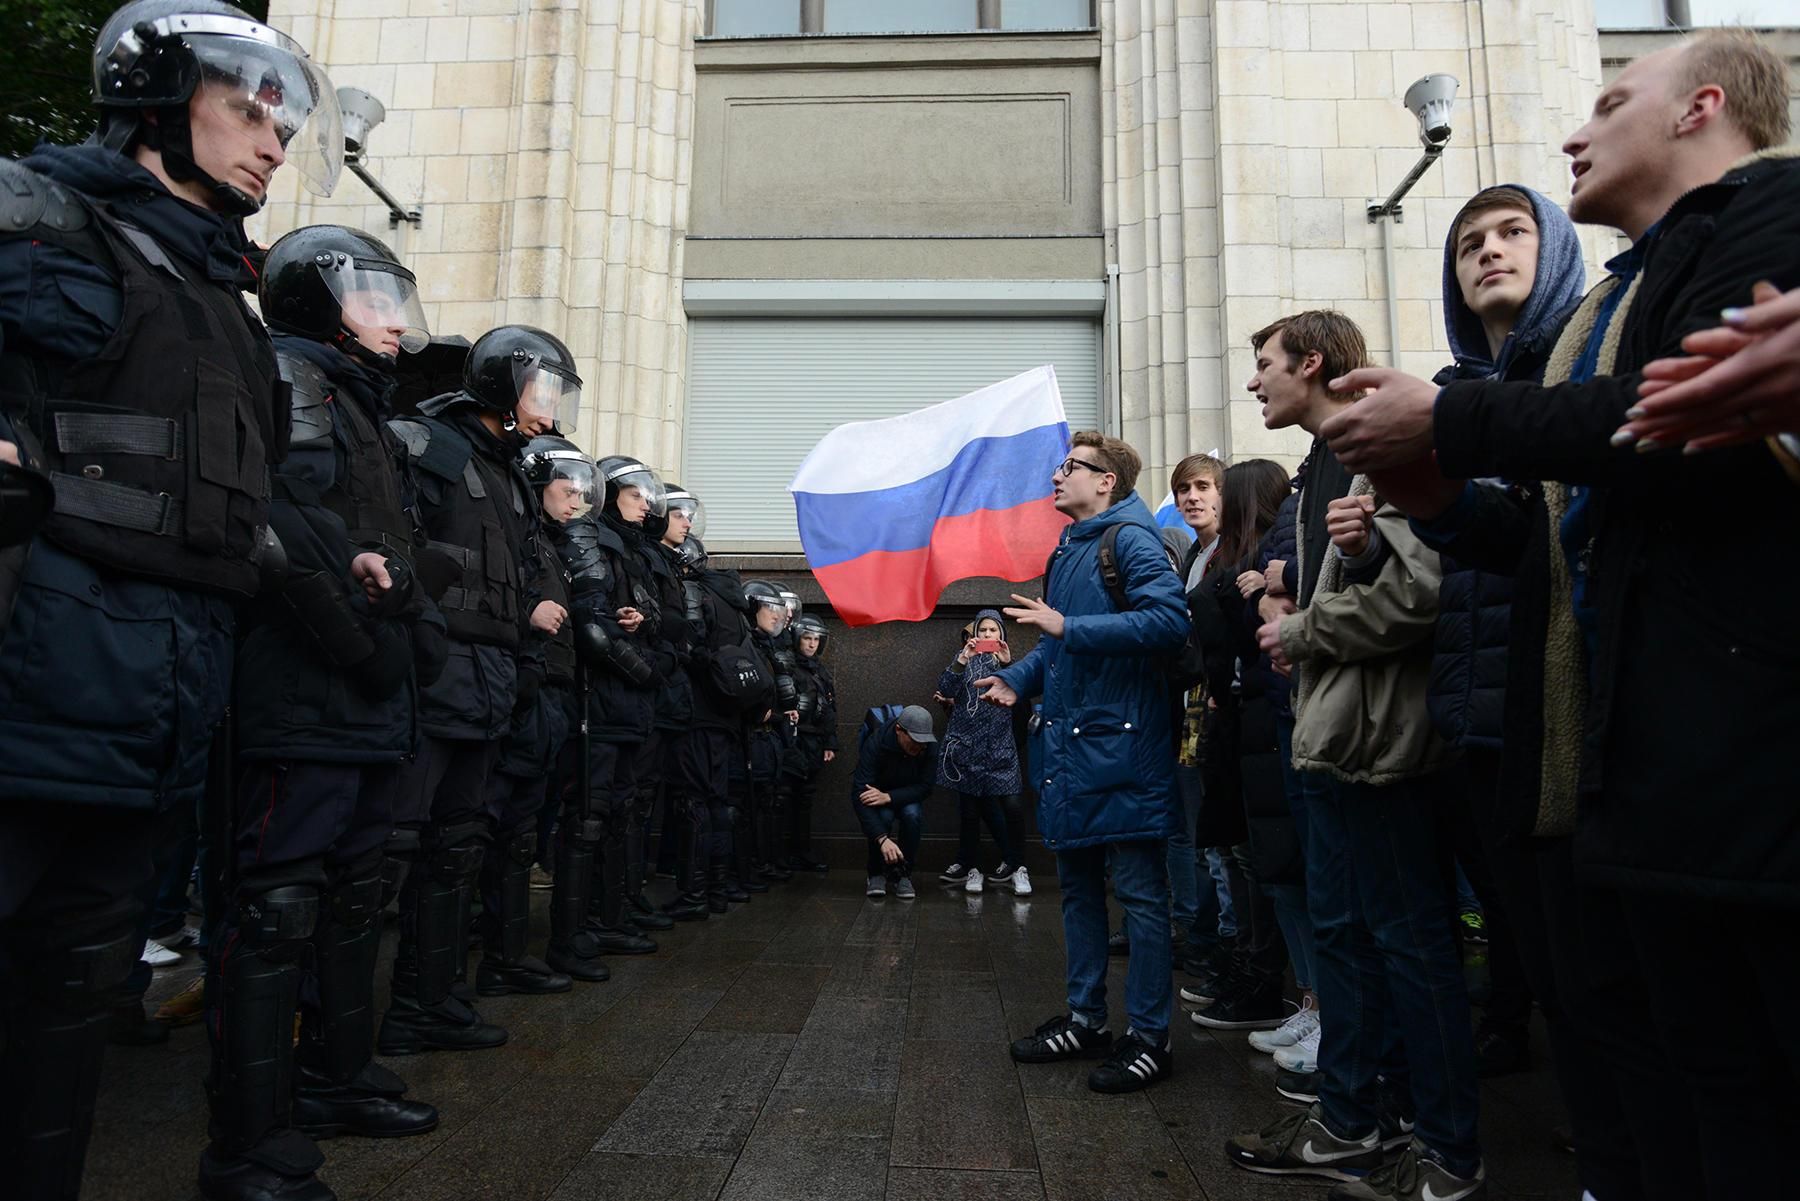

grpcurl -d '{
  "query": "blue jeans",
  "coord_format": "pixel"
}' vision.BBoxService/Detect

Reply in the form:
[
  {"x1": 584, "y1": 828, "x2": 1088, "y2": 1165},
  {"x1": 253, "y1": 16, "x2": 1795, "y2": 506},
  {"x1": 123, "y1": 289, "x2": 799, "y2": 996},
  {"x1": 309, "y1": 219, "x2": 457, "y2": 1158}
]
[
  {"x1": 1059, "y1": 839, "x2": 1171, "y2": 1045},
  {"x1": 1307, "y1": 770, "x2": 1480, "y2": 1177},
  {"x1": 1168, "y1": 767, "x2": 1202, "y2": 936},
  {"x1": 853, "y1": 797, "x2": 922, "y2": 877},
  {"x1": 1270, "y1": 715, "x2": 1316, "y2": 990}
]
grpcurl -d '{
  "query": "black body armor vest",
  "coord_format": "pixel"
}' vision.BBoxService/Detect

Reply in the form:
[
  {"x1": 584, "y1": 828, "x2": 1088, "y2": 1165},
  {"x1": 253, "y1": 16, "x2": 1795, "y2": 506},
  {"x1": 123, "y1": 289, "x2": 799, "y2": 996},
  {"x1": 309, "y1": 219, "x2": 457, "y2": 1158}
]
[
  {"x1": 534, "y1": 522, "x2": 576, "y2": 684},
  {"x1": 386, "y1": 410, "x2": 529, "y2": 649},
  {"x1": 0, "y1": 165, "x2": 281, "y2": 596},
  {"x1": 277, "y1": 350, "x2": 414, "y2": 566}
]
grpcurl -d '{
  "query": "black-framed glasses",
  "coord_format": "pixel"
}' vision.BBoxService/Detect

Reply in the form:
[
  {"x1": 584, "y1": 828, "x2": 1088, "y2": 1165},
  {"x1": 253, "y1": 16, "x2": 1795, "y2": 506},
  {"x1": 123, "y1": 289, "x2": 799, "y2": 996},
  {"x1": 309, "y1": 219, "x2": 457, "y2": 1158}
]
[{"x1": 1055, "y1": 456, "x2": 1110, "y2": 478}]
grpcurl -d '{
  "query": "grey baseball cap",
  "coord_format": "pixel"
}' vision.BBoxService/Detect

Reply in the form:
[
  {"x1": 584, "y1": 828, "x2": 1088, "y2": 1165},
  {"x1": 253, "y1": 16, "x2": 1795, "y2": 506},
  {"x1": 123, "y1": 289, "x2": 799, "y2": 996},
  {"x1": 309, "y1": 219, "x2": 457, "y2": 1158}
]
[{"x1": 896, "y1": 704, "x2": 937, "y2": 744}]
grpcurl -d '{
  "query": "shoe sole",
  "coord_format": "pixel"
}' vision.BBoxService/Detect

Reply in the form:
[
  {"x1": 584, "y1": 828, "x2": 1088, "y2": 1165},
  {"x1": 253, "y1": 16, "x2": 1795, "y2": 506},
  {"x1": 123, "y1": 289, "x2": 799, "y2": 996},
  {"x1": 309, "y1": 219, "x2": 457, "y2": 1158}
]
[
  {"x1": 1190, "y1": 1012, "x2": 1288, "y2": 1031},
  {"x1": 1178, "y1": 988, "x2": 1218, "y2": 1006},
  {"x1": 476, "y1": 978, "x2": 574, "y2": 997},
  {"x1": 376, "y1": 1034, "x2": 508, "y2": 1056},
  {"x1": 894, "y1": 892, "x2": 916, "y2": 901},
  {"x1": 1227, "y1": 1158, "x2": 1369, "y2": 1184},
  {"x1": 1011, "y1": 1044, "x2": 1108, "y2": 1065},
  {"x1": 1088, "y1": 1070, "x2": 1169, "y2": 1094},
  {"x1": 1275, "y1": 1084, "x2": 1320, "y2": 1104},
  {"x1": 296, "y1": 1115, "x2": 440, "y2": 1140}
]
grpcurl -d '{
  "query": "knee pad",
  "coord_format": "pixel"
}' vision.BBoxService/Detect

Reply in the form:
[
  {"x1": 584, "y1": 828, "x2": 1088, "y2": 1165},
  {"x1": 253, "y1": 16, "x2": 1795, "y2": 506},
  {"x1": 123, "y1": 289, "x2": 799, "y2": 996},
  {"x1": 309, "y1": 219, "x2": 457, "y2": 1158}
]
[
  {"x1": 385, "y1": 826, "x2": 423, "y2": 858},
  {"x1": 23, "y1": 899, "x2": 142, "y2": 1011},
  {"x1": 238, "y1": 884, "x2": 323, "y2": 955},
  {"x1": 506, "y1": 831, "x2": 536, "y2": 867},
  {"x1": 426, "y1": 843, "x2": 485, "y2": 887},
  {"x1": 326, "y1": 857, "x2": 385, "y2": 931}
]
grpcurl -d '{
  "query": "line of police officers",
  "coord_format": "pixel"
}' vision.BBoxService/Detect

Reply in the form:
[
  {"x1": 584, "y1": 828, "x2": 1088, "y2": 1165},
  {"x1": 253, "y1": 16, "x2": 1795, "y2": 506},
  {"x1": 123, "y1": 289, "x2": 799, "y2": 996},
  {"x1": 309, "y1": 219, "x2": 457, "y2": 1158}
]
[{"x1": 0, "y1": 5, "x2": 839, "y2": 1199}]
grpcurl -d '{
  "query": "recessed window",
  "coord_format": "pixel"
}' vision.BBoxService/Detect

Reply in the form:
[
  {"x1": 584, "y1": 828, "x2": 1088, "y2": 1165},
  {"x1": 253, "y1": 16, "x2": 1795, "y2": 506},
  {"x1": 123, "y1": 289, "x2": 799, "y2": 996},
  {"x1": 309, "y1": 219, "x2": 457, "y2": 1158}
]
[{"x1": 705, "y1": 0, "x2": 1096, "y2": 38}]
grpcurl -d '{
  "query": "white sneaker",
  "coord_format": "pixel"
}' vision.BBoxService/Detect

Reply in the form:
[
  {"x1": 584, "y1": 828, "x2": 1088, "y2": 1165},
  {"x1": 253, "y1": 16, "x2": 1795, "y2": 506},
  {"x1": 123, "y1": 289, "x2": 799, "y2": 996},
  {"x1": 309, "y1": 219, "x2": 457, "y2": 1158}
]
[
  {"x1": 965, "y1": 868, "x2": 985, "y2": 894},
  {"x1": 866, "y1": 875, "x2": 887, "y2": 898},
  {"x1": 1248, "y1": 997, "x2": 1318, "y2": 1054},
  {"x1": 141, "y1": 939, "x2": 182, "y2": 967},
  {"x1": 1011, "y1": 866, "x2": 1033, "y2": 896},
  {"x1": 1273, "y1": 1024, "x2": 1321, "y2": 1072},
  {"x1": 153, "y1": 924, "x2": 202, "y2": 951}
]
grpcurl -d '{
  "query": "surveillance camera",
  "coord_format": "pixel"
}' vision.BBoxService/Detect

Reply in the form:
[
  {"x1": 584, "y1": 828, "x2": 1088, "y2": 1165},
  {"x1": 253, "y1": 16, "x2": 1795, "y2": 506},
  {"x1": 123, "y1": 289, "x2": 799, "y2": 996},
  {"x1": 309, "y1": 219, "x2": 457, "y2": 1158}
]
[
  {"x1": 1403, "y1": 74, "x2": 1459, "y2": 148},
  {"x1": 337, "y1": 87, "x2": 388, "y2": 154}
]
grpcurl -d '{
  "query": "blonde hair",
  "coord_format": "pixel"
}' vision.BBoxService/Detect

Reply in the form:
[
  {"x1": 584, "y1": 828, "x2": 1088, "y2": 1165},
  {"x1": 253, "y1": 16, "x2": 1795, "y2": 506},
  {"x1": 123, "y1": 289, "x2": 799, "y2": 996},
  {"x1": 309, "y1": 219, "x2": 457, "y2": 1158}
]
[
  {"x1": 1673, "y1": 28, "x2": 1791, "y2": 149},
  {"x1": 1170, "y1": 452, "x2": 1225, "y2": 497}
]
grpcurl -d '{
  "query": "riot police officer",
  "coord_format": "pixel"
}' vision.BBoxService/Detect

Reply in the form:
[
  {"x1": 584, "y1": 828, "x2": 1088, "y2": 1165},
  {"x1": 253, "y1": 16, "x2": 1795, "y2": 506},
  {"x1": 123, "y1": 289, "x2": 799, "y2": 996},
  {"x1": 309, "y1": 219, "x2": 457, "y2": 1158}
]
[
  {"x1": 379, "y1": 325, "x2": 569, "y2": 1054},
  {"x1": 740, "y1": 580, "x2": 799, "y2": 888},
  {"x1": 786, "y1": 614, "x2": 839, "y2": 873},
  {"x1": 188, "y1": 226, "x2": 445, "y2": 1201},
  {"x1": 541, "y1": 458, "x2": 662, "y2": 977},
  {"x1": 630, "y1": 483, "x2": 700, "y2": 925},
  {"x1": 0, "y1": 4, "x2": 340, "y2": 1197},
  {"x1": 474, "y1": 435, "x2": 594, "y2": 997},
  {"x1": 674, "y1": 538, "x2": 766, "y2": 910}
]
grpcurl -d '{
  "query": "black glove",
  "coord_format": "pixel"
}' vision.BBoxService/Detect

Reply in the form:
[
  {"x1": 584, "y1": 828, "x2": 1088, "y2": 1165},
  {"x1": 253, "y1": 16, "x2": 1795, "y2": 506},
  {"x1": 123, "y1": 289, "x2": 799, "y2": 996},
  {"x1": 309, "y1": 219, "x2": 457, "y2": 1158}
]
[
  {"x1": 348, "y1": 622, "x2": 414, "y2": 700},
  {"x1": 367, "y1": 555, "x2": 417, "y2": 619},
  {"x1": 411, "y1": 619, "x2": 449, "y2": 687}
]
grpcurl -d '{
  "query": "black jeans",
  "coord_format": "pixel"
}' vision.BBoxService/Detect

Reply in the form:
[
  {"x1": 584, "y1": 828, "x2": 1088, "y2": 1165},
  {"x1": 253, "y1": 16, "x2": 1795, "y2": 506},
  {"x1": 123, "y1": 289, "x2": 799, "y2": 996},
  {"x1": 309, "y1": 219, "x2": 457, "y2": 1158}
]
[
  {"x1": 853, "y1": 797, "x2": 921, "y2": 877},
  {"x1": 954, "y1": 791, "x2": 1023, "y2": 869}
]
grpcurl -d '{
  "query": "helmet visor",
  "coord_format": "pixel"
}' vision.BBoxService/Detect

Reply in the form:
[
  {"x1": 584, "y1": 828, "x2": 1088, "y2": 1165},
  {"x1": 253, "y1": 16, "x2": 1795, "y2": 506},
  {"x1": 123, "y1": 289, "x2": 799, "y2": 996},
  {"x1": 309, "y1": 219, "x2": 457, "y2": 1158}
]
[
  {"x1": 539, "y1": 453, "x2": 596, "y2": 522},
  {"x1": 781, "y1": 592, "x2": 803, "y2": 623},
  {"x1": 666, "y1": 491, "x2": 706, "y2": 542},
  {"x1": 606, "y1": 462, "x2": 666, "y2": 520},
  {"x1": 515, "y1": 363, "x2": 582, "y2": 434},
  {"x1": 325, "y1": 261, "x2": 429, "y2": 355},
  {"x1": 187, "y1": 26, "x2": 341, "y2": 198}
]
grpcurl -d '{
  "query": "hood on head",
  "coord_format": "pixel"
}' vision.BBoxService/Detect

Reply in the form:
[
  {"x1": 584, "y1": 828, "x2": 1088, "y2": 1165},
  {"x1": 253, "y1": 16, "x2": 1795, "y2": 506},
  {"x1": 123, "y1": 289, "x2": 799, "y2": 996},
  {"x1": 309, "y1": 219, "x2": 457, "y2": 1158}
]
[
  {"x1": 1440, "y1": 184, "x2": 1585, "y2": 379},
  {"x1": 973, "y1": 607, "x2": 1006, "y2": 635}
]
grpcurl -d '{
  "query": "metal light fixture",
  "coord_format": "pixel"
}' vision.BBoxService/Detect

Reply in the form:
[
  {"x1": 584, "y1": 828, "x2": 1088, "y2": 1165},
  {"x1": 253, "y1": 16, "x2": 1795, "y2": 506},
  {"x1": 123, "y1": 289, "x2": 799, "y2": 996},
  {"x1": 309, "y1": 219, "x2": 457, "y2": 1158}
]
[
  {"x1": 338, "y1": 86, "x2": 422, "y2": 228},
  {"x1": 1367, "y1": 74, "x2": 1459, "y2": 365}
]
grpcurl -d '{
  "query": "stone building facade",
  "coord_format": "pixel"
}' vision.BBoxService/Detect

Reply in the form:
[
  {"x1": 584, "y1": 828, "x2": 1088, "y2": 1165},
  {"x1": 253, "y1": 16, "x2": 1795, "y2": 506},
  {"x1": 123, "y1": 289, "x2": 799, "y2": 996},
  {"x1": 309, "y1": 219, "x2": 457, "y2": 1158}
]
[{"x1": 254, "y1": 0, "x2": 1611, "y2": 500}]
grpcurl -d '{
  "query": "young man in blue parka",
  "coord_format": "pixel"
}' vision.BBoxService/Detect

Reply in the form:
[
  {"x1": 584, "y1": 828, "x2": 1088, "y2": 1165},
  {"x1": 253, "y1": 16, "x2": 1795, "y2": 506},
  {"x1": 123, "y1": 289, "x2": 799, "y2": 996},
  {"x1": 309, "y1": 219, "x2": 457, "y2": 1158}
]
[{"x1": 974, "y1": 430, "x2": 1190, "y2": 1093}]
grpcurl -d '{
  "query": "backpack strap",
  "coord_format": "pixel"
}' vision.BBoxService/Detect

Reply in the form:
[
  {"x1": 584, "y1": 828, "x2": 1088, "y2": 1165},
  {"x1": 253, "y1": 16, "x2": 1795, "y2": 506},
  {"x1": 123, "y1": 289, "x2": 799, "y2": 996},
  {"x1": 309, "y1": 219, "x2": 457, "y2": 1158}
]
[{"x1": 1096, "y1": 524, "x2": 1130, "y2": 612}]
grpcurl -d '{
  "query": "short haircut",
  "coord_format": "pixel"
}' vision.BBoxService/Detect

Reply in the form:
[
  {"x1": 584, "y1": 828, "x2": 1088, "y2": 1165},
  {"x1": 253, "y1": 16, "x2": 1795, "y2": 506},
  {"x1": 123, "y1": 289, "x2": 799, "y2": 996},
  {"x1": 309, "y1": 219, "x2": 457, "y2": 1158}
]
[
  {"x1": 1451, "y1": 186, "x2": 1537, "y2": 249},
  {"x1": 1069, "y1": 429, "x2": 1141, "y2": 501},
  {"x1": 1250, "y1": 311, "x2": 1369, "y2": 401},
  {"x1": 1170, "y1": 452, "x2": 1225, "y2": 496},
  {"x1": 1672, "y1": 28, "x2": 1791, "y2": 150}
]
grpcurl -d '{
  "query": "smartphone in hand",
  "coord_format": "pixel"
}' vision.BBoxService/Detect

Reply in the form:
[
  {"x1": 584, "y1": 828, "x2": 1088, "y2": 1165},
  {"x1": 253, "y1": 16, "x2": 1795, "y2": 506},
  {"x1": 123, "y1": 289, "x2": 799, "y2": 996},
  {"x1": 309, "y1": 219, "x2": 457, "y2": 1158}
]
[{"x1": 971, "y1": 638, "x2": 1005, "y2": 654}]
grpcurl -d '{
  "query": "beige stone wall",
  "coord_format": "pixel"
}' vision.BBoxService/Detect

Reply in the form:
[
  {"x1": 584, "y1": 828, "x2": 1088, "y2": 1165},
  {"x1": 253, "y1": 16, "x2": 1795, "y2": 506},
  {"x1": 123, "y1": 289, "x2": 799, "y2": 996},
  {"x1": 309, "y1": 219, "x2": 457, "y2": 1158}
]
[
  {"x1": 1102, "y1": 0, "x2": 1607, "y2": 482},
  {"x1": 251, "y1": 0, "x2": 700, "y2": 473}
]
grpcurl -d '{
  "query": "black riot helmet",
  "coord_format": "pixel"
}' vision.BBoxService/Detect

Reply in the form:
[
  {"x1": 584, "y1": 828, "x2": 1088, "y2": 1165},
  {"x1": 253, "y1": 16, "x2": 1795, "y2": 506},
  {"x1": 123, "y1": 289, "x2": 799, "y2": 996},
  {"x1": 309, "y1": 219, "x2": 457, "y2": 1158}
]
[
  {"x1": 261, "y1": 225, "x2": 428, "y2": 367},
  {"x1": 463, "y1": 325, "x2": 583, "y2": 431},
  {"x1": 93, "y1": 1, "x2": 341, "y2": 215},
  {"x1": 519, "y1": 434, "x2": 596, "y2": 524},
  {"x1": 674, "y1": 534, "x2": 707, "y2": 574},
  {"x1": 660, "y1": 483, "x2": 706, "y2": 546},
  {"x1": 778, "y1": 587, "x2": 803, "y2": 629},
  {"x1": 792, "y1": 614, "x2": 828, "y2": 656},
  {"x1": 598, "y1": 455, "x2": 667, "y2": 527},
  {"x1": 743, "y1": 579, "x2": 788, "y2": 633}
]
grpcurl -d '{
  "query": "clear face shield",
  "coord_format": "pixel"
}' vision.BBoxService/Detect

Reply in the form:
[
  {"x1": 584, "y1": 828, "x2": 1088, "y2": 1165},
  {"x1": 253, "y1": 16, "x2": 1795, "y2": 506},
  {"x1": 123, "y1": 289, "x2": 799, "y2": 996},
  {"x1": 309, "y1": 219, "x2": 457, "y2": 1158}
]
[
  {"x1": 665, "y1": 491, "x2": 706, "y2": 543},
  {"x1": 606, "y1": 461, "x2": 666, "y2": 525},
  {"x1": 183, "y1": 24, "x2": 341, "y2": 198},
  {"x1": 780, "y1": 591, "x2": 803, "y2": 629},
  {"x1": 324, "y1": 260, "x2": 429, "y2": 359},
  {"x1": 538, "y1": 453, "x2": 596, "y2": 523},
  {"x1": 513, "y1": 359, "x2": 582, "y2": 435}
]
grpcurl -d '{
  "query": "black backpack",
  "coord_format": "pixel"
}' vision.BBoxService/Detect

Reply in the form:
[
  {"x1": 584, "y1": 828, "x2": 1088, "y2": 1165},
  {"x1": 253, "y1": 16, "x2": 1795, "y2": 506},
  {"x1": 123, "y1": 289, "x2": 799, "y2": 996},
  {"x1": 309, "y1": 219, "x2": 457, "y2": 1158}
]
[{"x1": 1048, "y1": 524, "x2": 1209, "y2": 690}]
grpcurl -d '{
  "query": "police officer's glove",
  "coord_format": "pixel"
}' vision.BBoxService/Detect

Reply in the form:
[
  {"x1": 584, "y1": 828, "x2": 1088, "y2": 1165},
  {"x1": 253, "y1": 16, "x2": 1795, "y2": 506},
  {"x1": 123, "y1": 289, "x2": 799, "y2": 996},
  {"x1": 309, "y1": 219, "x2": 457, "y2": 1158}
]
[
  {"x1": 349, "y1": 622, "x2": 414, "y2": 700},
  {"x1": 367, "y1": 555, "x2": 417, "y2": 619},
  {"x1": 575, "y1": 622, "x2": 655, "y2": 688},
  {"x1": 513, "y1": 662, "x2": 545, "y2": 715},
  {"x1": 411, "y1": 619, "x2": 449, "y2": 687}
]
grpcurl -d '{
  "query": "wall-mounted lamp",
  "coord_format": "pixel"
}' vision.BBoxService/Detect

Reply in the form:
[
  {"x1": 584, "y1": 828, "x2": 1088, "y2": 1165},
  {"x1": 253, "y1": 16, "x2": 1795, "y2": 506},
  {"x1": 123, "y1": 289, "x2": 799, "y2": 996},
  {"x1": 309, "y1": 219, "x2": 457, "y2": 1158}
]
[
  {"x1": 339, "y1": 87, "x2": 422, "y2": 229},
  {"x1": 1367, "y1": 74, "x2": 1459, "y2": 365}
]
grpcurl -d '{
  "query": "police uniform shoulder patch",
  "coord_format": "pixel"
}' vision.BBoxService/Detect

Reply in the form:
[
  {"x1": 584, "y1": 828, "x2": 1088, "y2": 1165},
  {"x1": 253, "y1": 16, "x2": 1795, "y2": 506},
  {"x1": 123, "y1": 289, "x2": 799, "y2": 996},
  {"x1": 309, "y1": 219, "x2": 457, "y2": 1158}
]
[
  {"x1": 277, "y1": 351, "x2": 334, "y2": 447},
  {"x1": 0, "y1": 158, "x2": 90, "y2": 237}
]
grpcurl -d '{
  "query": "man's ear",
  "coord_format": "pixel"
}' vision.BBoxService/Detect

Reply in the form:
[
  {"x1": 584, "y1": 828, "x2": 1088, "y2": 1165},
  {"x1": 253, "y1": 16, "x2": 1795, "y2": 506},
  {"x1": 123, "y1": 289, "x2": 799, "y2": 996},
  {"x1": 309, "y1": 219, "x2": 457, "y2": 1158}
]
[
  {"x1": 1299, "y1": 350, "x2": 1325, "y2": 382},
  {"x1": 1675, "y1": 83, "x2": 1726, "y2": 137}
]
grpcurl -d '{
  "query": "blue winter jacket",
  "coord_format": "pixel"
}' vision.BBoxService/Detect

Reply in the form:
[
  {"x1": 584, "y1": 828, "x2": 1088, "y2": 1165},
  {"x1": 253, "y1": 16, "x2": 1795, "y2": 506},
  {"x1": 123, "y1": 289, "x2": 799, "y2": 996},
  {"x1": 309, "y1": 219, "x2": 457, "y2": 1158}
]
[{"x1": 995, "y1": 492, "x2": 1189, "y2": 849}]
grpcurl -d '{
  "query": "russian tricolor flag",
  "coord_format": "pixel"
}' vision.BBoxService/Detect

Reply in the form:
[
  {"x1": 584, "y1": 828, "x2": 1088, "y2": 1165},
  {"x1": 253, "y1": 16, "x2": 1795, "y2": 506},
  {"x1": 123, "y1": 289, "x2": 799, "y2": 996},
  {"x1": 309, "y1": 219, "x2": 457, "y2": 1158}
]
[{"x1": 789, "y1": 366, "x2": 1073, "y2": 626}]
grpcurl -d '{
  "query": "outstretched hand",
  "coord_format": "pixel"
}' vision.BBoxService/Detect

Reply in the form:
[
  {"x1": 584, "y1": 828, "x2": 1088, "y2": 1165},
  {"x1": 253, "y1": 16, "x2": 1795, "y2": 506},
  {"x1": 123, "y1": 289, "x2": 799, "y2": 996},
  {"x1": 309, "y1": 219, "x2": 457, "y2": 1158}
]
[
  {"x1": 1003, "y1": 593, "x2": 1065, "y2": 640},
  {"x1": 1320, "y1": 368, "x2": 1440, "y2": 472},
  {"x1": 973, "y1": 676, "x2": 1018, "y2": 707},
  {"x1": 1617, "y1": 282, "x2": 1800, "y2": 453}
]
